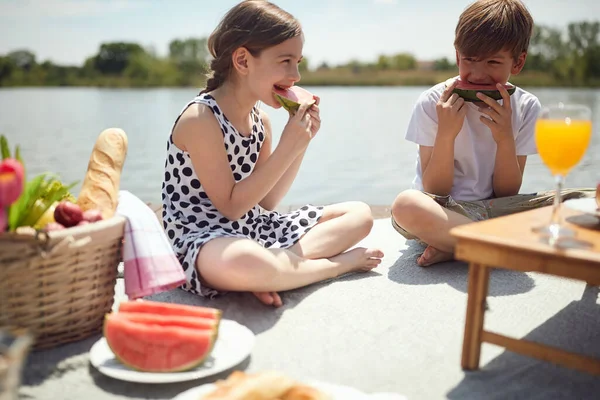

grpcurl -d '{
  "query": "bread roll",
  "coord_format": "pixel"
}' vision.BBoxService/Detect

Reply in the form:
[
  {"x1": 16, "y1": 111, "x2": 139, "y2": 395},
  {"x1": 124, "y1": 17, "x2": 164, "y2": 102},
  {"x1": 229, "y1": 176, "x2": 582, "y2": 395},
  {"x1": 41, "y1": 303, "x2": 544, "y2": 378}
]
[
  {"x1": 202, "y1": 371, "x2": 296, "y2": 400},
  {"x1": 77, "y1": 128, "x2": 128, "y2": 219},
  {"x1": 281, "y1": 385, "x2": 332, "y2": 400}
]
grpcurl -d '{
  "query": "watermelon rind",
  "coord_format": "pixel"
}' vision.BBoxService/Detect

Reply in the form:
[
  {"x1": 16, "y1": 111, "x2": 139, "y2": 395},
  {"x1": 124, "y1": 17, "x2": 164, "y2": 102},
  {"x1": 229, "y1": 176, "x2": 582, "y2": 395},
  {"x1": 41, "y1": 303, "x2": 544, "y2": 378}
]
[
  {"x1": 445, "y1": 78, "x2": 516, "y2": 102},
  {"x1": 103, "y1": 313, "x2": 220, "y2": 373},
  {"x1": 273, "y1": 87, "x2": 316, "y2": 114},
  {"x1": 274, "y1": 94, "x2": 316, "y2": 114}
]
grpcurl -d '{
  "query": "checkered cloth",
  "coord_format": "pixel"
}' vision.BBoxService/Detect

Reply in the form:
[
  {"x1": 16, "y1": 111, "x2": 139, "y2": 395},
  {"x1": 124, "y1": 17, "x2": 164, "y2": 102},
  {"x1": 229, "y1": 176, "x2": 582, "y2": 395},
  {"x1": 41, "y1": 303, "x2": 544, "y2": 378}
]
[{"x1": 116, "y1": 191, "x2": 186, "y2": 299}]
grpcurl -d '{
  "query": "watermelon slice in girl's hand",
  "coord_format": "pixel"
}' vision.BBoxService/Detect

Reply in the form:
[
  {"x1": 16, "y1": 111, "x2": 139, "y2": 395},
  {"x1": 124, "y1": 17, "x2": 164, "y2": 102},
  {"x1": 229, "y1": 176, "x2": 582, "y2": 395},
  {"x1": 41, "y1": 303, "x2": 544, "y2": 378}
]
[
  {"x1": 273, "y1": 85, "x2": 316, "y2": 114},
  {"x1": 445, "y1": 77, "x2": 516, "y2": 102}
]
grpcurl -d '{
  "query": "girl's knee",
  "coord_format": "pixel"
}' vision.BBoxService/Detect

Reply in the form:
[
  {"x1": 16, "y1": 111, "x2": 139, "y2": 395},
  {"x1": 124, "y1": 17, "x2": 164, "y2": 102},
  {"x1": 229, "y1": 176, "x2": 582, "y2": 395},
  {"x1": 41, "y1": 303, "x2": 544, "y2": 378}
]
[
  {"x1": 197, "y1": 239, "x2": 278, "y2": 291},
  {"x1": 198, "y1": 239, "x2": 270, "y2": 274},
  {"x1": 347, "y1": 201, "x2": 374, "y2": 235}
]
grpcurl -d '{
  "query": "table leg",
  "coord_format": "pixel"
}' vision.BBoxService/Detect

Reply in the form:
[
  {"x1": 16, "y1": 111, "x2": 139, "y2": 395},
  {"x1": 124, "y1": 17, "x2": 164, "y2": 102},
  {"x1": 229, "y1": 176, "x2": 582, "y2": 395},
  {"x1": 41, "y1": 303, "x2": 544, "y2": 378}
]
[{"x1": 461, "y1": 263, "x2": 490, "y2": 370}]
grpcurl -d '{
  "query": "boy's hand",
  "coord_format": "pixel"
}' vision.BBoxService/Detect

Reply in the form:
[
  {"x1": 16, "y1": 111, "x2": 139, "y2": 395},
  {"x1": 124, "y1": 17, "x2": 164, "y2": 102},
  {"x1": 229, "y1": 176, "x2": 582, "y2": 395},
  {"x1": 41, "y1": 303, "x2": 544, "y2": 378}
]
[
  {"x1": 436, "y1": 79, "x2": 467, "y2": 139},
  {"x1": 477, "y1": 83, "x2": 514, "y2": 144}
]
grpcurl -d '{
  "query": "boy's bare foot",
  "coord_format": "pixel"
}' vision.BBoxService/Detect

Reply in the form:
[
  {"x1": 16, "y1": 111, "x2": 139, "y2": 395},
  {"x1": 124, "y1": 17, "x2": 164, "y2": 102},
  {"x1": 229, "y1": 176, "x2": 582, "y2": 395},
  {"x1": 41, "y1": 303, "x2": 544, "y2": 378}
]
[
  {"x1": 417, "y1": 245, "x2": 454, "y2": 267},
  {"x1": 331, "y1": 247, "x2": 384, "y2": 275},
  {"x1": 252, "y1": 291, "x2": 283, "y2": 307}
]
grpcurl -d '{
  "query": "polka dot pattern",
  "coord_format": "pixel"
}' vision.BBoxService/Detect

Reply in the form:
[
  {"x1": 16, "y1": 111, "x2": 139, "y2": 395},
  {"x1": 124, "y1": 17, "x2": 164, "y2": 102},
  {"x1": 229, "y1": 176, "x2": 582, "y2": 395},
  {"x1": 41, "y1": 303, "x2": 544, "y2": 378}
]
[{"x1": 162, "y1": 94, "x2": 324, "y2": 298}]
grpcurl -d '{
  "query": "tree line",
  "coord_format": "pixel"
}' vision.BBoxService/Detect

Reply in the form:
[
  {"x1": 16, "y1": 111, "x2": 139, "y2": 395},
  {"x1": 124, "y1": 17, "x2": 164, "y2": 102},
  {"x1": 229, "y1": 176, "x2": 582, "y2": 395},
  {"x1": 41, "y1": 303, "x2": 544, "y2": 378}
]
[{"x1": 0, "y1": 21, "x2": 598, "y2": 88}]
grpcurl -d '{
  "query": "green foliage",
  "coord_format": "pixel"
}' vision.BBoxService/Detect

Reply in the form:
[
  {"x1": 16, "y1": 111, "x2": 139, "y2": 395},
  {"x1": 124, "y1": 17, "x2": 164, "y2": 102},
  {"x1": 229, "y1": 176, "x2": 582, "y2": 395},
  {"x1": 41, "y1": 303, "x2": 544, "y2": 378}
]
[
  {"x1": 0, "y1": 21, "x2": 598, "y2": 87},
  {"x1": 524, "y1": 21, "x2": 600, "y2": 85},
  {"x1": 433, "y1": 57, "x2": 456, "y2": 71}
]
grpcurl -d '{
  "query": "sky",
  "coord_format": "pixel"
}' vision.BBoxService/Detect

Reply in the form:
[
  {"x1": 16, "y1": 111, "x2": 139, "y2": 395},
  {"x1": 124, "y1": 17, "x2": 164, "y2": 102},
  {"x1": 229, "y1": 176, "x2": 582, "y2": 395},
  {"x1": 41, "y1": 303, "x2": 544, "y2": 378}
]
[{"x1": 0, "y1": 0, "x2": 598, "y2": 68}]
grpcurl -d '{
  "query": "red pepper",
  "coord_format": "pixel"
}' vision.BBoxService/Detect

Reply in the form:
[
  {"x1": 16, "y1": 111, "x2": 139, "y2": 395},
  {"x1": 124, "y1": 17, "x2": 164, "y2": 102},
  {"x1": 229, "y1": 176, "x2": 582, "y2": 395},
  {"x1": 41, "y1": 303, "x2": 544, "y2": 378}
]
[{"x1": 0, "y1": 158, "x2": 24, "y2": 207}]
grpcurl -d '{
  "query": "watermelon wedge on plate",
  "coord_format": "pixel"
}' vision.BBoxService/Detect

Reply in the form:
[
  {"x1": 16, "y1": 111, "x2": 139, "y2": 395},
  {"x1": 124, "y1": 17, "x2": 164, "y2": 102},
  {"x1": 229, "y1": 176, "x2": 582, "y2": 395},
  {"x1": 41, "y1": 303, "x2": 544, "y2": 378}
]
[
  {"x1": 103, "y1": 312, "x2": 218, "y2": 373},
  {"x1": 90, "y1": 300, "x2": 255, "y2": 382}
]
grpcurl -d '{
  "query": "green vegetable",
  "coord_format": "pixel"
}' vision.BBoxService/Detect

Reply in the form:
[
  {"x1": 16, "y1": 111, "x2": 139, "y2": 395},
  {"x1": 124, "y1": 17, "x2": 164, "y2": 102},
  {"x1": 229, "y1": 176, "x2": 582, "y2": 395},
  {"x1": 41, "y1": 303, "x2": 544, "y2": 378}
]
[
  {"x1": 19, "y1": 179, "x2": 78, "y2": 228},
  {"x1": 2, "y1": 134, "x2": 77, "y2": 231}
]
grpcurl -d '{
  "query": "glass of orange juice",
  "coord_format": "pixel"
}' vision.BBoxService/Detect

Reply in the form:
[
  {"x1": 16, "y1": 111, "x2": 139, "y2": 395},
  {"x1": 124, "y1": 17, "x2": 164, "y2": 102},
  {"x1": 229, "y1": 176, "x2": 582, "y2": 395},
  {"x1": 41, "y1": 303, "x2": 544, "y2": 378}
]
[{"x1": 533, "y1": 103, "x2": 592, "y2": 246}]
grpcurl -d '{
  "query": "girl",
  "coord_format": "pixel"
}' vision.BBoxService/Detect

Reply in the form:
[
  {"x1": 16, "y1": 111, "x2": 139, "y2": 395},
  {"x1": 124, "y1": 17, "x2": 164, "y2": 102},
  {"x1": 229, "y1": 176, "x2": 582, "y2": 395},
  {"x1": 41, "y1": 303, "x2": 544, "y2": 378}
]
[{"x1": 162, "y1": 0, "x2": 384, "y2": 307}]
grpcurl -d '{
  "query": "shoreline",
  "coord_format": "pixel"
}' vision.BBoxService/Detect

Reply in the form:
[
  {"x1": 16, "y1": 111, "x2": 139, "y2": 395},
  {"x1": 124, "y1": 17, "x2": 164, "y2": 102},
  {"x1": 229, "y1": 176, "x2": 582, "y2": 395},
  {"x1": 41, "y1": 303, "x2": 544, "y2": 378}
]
[{"x1": 3, "y1": 70, "x2": 599, "y2": 89}]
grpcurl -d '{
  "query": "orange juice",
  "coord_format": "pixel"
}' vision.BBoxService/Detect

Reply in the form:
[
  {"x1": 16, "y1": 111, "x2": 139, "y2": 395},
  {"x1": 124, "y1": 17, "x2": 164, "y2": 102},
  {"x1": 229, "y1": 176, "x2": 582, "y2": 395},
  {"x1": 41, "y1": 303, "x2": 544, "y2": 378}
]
[{"x1": 535, "y1": 119, "x2": 592, "y2": 176}]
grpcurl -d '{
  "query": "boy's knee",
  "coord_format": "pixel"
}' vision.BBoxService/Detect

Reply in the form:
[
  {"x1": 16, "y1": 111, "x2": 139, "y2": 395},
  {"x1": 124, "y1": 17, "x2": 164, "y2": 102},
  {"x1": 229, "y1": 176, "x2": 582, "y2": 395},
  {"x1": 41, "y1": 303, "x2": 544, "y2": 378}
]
[{"x1": 391, "y1": 190, "x2": 426, "y2": 224}]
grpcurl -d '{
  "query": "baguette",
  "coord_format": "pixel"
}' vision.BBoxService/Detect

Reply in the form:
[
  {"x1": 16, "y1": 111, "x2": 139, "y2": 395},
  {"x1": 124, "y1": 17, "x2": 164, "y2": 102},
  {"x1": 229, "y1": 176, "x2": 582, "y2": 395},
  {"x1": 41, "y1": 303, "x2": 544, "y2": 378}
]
[{"x1": 77, "y1": 128, "x2": 128, "y2": 219}]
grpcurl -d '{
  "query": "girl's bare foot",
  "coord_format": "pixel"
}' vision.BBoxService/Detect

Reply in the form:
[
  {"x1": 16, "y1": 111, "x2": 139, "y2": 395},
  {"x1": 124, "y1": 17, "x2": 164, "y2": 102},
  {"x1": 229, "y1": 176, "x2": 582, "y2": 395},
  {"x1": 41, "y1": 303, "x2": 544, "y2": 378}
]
[
  {"x1": 252, "y1": 291, "x2": 283, "y2": 307},
  {"x1": 330, "y1": 247, "x2": 384, "y2": 275},
  {"x1": 417, "y1": 245, "x2": 454, "y2": 267}
]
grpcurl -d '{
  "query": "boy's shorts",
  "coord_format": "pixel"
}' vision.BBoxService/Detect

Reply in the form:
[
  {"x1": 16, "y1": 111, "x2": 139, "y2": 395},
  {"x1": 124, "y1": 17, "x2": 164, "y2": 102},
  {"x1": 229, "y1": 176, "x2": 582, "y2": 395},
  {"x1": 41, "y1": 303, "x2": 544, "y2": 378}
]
[{"x1": 391, "y1": 188, "x2": 596, "y2": 241}]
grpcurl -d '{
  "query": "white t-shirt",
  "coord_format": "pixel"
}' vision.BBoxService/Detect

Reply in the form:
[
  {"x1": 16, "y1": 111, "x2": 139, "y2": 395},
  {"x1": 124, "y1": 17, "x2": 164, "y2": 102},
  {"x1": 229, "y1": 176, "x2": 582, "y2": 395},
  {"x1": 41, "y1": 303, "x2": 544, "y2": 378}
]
[{"x1": 405, "y1": 79, "x2": 541, "y2": 201}]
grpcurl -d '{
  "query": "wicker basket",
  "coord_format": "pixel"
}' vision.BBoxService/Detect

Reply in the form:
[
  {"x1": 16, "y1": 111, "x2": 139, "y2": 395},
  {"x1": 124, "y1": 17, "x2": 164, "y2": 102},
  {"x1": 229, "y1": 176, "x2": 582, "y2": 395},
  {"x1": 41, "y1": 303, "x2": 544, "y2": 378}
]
[{"x1": 0, "y1": 216, "x2": 126, "y2": 350}]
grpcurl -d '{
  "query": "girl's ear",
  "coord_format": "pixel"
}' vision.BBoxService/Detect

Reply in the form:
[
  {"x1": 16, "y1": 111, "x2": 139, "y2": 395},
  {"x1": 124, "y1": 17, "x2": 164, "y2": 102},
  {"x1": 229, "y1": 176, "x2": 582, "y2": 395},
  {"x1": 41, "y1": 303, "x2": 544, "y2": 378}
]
[
  {"x1": 511, "y1": 52, "x2": 527, "y2": 75},
  {"x1": 232, "y1": 47, "x2": 250, "y2": 75}
]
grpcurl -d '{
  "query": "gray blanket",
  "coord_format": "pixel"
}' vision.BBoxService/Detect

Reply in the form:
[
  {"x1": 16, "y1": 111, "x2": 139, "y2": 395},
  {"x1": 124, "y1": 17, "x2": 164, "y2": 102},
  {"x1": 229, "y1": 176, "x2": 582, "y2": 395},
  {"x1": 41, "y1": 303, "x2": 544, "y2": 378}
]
[{"x1": 21, "y1": 218, "x2": 600, "y2": 400}]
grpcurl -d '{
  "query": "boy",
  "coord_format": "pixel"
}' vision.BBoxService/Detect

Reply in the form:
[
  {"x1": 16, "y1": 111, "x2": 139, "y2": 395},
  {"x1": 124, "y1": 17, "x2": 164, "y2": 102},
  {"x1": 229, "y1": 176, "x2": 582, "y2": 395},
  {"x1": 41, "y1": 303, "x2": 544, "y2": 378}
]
[{"x1": 391, "y1": 0, "x2": 592, "y2": 267}]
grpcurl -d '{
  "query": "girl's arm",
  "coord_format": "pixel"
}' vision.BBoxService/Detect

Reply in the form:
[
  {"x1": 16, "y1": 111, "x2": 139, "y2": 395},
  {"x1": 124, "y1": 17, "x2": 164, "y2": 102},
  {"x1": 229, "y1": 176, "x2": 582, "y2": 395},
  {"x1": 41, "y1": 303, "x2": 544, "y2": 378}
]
[
  {"x1": 174, "y1": 103, "x2": 311, "y2": 221},
  {"x1": 257, "y1": 110, "x2": 307, "y2": 211}
]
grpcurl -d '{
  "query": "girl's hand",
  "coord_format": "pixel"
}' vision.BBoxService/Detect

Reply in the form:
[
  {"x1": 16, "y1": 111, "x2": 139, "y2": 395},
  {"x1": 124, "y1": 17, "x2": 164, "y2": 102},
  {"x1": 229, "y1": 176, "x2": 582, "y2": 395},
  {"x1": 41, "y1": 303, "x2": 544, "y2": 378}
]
[
  {"x1": 307, "y1": 102, "x2": 321, "y2": 137},
  {"x1": 279, "y1": 101, "x2": 314, "y2": 156}
]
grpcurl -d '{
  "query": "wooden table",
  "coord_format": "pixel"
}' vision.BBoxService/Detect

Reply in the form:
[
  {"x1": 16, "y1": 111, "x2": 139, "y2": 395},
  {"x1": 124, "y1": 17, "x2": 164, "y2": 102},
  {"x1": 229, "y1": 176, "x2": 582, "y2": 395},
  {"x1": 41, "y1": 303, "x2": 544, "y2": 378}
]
[{"x1": 450, "y1": 206, "x2": 600, "y2": 375}]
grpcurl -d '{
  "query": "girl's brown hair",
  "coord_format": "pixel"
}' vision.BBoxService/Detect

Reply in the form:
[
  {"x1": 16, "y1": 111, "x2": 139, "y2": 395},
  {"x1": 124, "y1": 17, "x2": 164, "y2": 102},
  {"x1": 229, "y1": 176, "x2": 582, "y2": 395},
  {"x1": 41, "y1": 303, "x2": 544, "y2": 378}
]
[
  {"x1": 200, "y1": 0, "x2": 302, "y2": 95},
  {"x1": 454, "y1": 0, "x2": 534, "y2": 60}
]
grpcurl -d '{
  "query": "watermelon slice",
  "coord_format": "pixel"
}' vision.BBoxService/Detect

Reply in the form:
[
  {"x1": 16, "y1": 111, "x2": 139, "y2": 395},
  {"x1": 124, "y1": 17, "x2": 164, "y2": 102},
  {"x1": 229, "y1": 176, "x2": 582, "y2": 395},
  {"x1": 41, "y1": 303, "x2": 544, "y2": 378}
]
[
  {"x1": 273, "y1": 85, "x2": 316, "y2": 114},
  {"x1": 112, "y1": 312, "x2": 220, "y2": 331},
  {"x1": 445, "y1": 77, "x2": 516, "y2": 102},
  {"x1": 104, "y1": 313, "x2": 218, "y2": 372},
  {"x1": 118, "y1": 300, "x2": 222, "y2": 321}
]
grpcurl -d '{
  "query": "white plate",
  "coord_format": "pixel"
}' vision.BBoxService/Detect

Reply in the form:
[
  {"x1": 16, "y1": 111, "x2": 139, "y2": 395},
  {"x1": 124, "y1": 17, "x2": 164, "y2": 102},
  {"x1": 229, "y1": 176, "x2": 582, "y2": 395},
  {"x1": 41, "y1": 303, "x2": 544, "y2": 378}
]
[
  {"x1": 89, "y1": 319, "x2": 255, "y2": 383},
  {"x1": 172, "y1": 380, "x2": 407, "y2": 400},
  {"x1": 564, "y1": 197, "x2": 600, "y2": 217}
]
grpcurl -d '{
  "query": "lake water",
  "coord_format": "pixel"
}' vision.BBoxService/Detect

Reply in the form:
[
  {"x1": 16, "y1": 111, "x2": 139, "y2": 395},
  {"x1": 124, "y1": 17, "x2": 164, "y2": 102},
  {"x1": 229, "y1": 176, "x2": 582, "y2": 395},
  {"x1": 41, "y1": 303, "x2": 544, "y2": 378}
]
[{"x1": 0, "y1": 86, "x2": 598, "y2": 206}]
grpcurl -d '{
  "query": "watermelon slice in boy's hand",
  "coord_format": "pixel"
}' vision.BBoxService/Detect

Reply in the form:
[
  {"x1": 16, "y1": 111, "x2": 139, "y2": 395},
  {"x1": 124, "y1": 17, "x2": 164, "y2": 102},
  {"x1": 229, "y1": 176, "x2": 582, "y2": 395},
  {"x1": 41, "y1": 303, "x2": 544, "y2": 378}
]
[
  {"x1": 445, "y1": 77, "x2": 516, "y2": 102},
  {"x1": 273, "y1": 85, "x2": 316, "y2": 114}
]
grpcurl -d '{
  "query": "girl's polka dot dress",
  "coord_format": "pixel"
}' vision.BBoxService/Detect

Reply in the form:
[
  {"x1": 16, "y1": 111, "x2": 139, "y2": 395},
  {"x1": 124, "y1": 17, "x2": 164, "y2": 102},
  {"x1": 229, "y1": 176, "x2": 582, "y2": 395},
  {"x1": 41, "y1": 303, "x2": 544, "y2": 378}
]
[{"x1": 162, "y1": 94, "x2": 324, "y2": 298}]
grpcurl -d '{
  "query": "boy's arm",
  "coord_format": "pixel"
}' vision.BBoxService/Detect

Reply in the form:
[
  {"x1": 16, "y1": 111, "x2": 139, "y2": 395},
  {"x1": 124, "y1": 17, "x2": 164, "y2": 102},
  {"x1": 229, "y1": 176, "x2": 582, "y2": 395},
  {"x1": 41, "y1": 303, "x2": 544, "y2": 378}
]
[
  {"x1": 492, "y1": 141, "x2": 525, "y2": 197},
  {"x1": 478, "y1": 86, "x2": 539, "y2": 197},
  {"x1": 421, "y1": 80, "x2": 468, "y2": 196},
  {"x1": 420, "y1": 136, "x2": 455, "y2": 196}
]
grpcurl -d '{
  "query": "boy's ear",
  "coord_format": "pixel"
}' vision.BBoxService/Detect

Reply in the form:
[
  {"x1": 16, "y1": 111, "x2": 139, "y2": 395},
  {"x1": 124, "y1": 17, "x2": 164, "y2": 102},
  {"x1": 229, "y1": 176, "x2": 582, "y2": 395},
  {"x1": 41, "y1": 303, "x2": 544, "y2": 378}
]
[
  {"x1": 232, "y1": 47, "x2": 250, "y2": 75},
  {"x1": 455, "y1": 49, "x2": 460, "y2": 66},
  {"x1": 511, "y1": 52, "x2": 527, "y2": 75}
]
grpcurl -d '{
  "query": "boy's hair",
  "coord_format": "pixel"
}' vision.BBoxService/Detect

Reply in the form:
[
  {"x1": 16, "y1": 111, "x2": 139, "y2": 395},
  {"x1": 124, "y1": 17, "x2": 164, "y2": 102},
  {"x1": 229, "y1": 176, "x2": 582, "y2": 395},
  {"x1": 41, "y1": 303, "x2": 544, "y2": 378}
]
[
  {"x1": 200, "y1": 0, "x2": 302, "y2": 95},
  {"x1": 454, "y1": 0, "x2": 534, "y2": 60}
]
